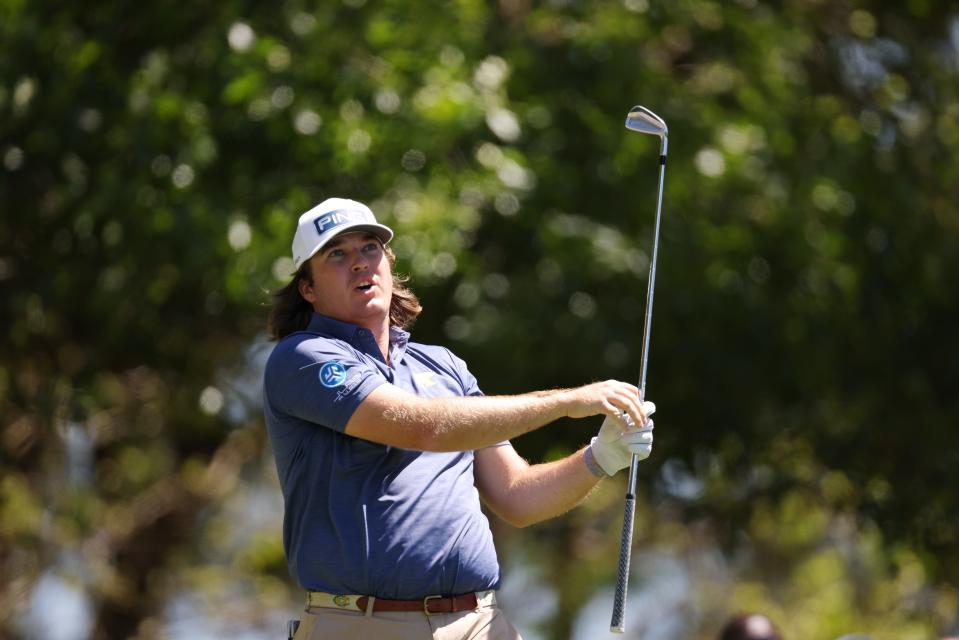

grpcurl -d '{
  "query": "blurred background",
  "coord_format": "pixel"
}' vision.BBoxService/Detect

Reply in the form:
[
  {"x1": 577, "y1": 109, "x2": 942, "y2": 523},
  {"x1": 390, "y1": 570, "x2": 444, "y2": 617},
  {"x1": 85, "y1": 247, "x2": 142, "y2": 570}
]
[{"x1": 2, "y1": 0, "x2": 958, "y2": 638}]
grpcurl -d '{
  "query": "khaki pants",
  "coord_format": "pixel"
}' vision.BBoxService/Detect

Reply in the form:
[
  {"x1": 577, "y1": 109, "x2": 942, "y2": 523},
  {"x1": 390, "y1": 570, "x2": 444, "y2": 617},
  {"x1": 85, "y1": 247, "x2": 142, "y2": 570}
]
[{"x1": 293, "y1": 600, "x2": 523, "y2": 640}]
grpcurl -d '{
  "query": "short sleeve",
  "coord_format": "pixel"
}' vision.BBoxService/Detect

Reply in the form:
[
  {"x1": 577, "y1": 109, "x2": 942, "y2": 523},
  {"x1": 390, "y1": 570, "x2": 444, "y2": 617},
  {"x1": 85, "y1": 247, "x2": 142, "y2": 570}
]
[
  {"x1": 265, "y1": 336, "x2": 387, "y2": 432},
  {"x1": 443, "y1": 348, "x2": 483, "y2": 397}
]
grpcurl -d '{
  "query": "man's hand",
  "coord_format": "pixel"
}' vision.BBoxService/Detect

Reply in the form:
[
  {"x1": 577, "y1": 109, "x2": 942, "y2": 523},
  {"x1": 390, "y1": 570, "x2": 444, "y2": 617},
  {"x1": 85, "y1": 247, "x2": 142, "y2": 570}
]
[
  {"x1": 588, "y1": 401, "x2": 656, "y2": 476},
  {"x1": 561, "y1": 380, "x2": 650, "y2": 428}
]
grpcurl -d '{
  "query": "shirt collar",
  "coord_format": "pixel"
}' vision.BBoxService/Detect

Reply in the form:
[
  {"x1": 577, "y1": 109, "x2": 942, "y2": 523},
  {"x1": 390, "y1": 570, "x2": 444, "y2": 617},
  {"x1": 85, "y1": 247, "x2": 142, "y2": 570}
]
[
  {"x1": 305, "y1": 313, "x2": 410, "y2": 364},
  {"x1": 389, "y1": 325, "x2": 410, "y2": 363}
]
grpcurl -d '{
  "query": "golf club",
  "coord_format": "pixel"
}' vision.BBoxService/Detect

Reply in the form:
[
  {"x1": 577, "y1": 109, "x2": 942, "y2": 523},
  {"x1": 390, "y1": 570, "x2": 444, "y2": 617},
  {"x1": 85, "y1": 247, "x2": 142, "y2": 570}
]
[{"x1": 610, "y1": 105, "x2": 668, "y2": 634}]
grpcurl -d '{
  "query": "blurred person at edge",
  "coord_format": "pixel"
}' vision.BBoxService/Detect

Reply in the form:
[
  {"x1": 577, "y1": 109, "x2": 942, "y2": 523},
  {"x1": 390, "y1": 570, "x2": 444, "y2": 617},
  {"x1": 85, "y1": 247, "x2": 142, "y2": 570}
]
[
  {"x1": 719, "y1": 613, "x2": 783, "y2": 640},
  {"x1": 262, "y1": 197, "x2": 656, "y2": 640}
]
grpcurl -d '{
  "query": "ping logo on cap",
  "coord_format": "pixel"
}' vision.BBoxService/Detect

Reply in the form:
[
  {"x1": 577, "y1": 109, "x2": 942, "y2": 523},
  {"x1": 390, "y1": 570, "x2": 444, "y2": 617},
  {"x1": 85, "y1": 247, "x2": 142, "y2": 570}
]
[{"x1": 313, "y1": 209, "x2": 368, "y2": 235}]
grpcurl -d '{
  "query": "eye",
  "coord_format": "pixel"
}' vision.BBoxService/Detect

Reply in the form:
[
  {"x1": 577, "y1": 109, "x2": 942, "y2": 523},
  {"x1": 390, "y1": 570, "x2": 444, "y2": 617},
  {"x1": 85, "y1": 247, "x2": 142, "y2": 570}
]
[
  {"x1": 327, "y1": 248, "x2": 345, "y2": 258},
  {"x1": 362, "y1": 242, "x2": 380, "y2": 253}
]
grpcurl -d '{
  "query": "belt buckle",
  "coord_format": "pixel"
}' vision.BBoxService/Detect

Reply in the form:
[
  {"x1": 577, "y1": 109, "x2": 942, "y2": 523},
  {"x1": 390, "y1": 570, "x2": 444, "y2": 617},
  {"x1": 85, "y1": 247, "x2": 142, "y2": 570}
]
[{"x1": 423, "y1": 594, "x2": 442, "y2": 616}]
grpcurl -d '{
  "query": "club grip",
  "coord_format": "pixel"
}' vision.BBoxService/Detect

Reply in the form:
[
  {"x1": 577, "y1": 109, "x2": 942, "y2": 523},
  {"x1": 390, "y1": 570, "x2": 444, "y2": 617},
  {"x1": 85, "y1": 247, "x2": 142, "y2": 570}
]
[{"x1": 609, "y1": 494, "x2": 636, "y2": 633}]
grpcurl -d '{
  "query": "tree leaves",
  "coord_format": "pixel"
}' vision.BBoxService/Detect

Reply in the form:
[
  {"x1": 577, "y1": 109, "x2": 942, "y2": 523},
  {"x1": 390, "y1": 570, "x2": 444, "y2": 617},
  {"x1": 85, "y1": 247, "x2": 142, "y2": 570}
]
[{"x1": 2, "y1": 1, "x2": 958, "y2": 637}]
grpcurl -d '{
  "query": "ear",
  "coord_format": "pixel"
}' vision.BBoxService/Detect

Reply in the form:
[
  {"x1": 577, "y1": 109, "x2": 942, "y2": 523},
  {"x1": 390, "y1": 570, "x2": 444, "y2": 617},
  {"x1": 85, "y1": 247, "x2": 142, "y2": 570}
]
[{"x1": 298, "y1": 274, "x2": 317, "y2": 304}]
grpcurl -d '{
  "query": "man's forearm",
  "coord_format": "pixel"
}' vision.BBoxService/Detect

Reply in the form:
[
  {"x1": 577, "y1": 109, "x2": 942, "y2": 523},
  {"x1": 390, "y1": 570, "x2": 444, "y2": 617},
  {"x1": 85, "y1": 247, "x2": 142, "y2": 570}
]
[
  {"x1": 504, "y1": 447, "x2": 603, "y2": 526},
  {"x1": 380, "y1": 390, "x2": 572, "y2": 451},
  {"x1": 474, "y1": 444, "x2": 602, "y2": 527},
  {"x1": 345, "y1": 379, "x2": 646, "y2": 452}
]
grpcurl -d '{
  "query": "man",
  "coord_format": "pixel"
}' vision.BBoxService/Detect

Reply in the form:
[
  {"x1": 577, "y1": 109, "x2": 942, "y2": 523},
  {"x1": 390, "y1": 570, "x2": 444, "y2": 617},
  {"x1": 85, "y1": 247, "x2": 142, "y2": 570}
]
[{"x1": 263, "y1": 197, "x2": 656, "y2": 640}]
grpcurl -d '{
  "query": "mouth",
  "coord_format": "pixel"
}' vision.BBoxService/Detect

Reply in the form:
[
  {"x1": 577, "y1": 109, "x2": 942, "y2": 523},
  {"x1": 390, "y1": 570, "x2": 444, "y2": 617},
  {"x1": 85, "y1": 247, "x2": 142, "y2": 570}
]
[{"x1": 355, "y1": 279, "x2": 375, "y2": 292}]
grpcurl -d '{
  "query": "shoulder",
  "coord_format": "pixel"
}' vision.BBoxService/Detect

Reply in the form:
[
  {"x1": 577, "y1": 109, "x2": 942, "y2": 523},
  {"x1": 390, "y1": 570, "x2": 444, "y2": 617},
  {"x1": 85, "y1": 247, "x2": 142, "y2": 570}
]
[
  {"x1": 407, "y1": 340, "x2": 469, "y2": 369},
  {"x1": 405, "y1": 340, "x2": 479, "y2": 393},
  {"x1": 266, "y1": 331, "x2": 357, "y2": 374}
]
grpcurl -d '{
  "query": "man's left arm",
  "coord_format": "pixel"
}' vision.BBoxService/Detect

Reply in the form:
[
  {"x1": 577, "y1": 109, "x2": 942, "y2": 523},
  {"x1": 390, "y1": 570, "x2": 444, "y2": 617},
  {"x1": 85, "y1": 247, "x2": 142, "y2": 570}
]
[
  {"x1": 473, "y1": 443, "x2": 600, "y2": 529},
  {"x1": 474, "y1": 405, "x2": 655, "y2": 528}
]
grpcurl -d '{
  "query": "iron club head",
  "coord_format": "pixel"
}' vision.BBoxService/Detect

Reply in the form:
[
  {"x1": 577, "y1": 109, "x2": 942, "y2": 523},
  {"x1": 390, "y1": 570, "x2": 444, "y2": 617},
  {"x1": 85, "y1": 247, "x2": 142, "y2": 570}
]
[{"x1": 625, "y1": 105, "x2": 667, "y2": 138}]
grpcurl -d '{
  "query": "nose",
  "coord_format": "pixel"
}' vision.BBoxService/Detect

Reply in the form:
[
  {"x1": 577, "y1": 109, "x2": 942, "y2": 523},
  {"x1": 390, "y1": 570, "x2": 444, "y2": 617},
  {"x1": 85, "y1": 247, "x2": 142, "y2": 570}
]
[{"x1": 351, "y1": 252, "x2": 370, "y2": 271}]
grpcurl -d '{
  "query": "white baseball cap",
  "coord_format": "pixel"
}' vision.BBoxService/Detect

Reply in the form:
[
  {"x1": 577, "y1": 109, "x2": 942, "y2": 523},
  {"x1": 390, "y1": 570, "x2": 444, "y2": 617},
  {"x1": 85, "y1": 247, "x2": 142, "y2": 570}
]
[{"x1": 291, "y1": 197, "x2": 394, "y2": 270}]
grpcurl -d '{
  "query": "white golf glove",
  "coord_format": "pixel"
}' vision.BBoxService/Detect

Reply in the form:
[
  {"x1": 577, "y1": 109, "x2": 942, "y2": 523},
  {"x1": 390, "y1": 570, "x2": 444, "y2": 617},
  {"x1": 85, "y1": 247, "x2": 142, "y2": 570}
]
[{"x1": 588, "y1": 401, "x2": 655, "y2": 476}]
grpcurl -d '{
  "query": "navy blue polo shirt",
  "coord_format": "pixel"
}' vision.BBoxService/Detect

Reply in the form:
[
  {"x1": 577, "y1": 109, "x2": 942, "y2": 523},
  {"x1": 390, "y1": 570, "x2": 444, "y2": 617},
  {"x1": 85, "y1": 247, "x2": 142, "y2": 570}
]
[{"x1": 262, "y1": 313, "x2": 501, "y2": 598}]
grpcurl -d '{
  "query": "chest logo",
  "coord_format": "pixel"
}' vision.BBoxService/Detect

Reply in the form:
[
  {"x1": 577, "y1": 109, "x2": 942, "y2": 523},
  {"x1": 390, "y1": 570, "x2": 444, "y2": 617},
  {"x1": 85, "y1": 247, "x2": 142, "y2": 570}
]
[
  {"x1": 319, "y1": 361, "x2": 347, "y2": 388},
  {"x1": 413, "y1": 371, "x2": 436, "y2": 388}
]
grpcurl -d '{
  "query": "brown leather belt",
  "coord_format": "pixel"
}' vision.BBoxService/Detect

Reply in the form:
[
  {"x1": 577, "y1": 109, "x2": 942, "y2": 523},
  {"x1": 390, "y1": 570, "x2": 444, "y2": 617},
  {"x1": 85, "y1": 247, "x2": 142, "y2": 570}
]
[
  {"x1": 306, "y1": 590, "x2": 497, "y2": 616},
  {"x1": 362, "y1": 593, "x2": 477, "y2": 614}
]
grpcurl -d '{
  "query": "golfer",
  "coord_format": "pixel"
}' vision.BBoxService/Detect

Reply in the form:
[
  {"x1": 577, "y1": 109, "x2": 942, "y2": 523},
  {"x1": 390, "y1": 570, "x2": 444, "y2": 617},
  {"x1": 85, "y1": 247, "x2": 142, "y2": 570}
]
[{"x1": 263, "y1": 197, "x2": 656, "y2": 640}]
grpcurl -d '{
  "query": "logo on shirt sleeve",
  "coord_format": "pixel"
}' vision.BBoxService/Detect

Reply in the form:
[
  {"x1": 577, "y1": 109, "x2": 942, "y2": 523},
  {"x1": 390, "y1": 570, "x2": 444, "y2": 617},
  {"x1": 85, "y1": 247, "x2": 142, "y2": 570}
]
[{"x1": 318, "y1": 361, "x2": 348, "y2": 388}]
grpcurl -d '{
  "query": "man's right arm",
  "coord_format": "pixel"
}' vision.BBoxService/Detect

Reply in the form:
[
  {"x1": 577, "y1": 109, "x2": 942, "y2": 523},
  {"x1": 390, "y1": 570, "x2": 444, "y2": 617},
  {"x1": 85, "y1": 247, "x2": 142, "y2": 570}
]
[{"x1": 344, "y1": 379, "x2": 649, "y2": 452}]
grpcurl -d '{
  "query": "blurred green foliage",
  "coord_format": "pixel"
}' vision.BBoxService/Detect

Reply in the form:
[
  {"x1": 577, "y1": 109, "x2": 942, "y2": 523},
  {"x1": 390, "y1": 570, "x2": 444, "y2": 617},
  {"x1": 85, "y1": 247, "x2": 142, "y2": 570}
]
[{"x1": 2, "y1": 0, "x2": 958, "y2": 638}]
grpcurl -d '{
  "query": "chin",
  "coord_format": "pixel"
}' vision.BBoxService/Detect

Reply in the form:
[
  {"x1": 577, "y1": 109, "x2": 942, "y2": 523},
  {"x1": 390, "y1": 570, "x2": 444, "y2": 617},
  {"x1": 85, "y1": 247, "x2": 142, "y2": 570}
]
[{"x1": 356, "y1": 301, "x2": 390, "y2": 320}]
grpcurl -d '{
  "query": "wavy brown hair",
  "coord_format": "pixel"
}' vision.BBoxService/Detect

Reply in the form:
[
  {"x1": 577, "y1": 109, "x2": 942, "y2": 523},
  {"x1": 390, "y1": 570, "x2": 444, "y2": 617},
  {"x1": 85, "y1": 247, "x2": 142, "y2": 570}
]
[{"x1": 266, "y1": 244, "x2": 422, "y2": 341}]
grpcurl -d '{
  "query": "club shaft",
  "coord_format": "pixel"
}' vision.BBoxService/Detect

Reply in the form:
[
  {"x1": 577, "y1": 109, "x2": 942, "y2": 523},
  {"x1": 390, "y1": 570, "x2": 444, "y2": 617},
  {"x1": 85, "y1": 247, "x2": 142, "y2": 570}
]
[
  {"x1": 610, "y1": 134, "x2": 667, "y2": 633},
  {"x1": 637, "y1": 137, "x2": 667, "y2": 397}
]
